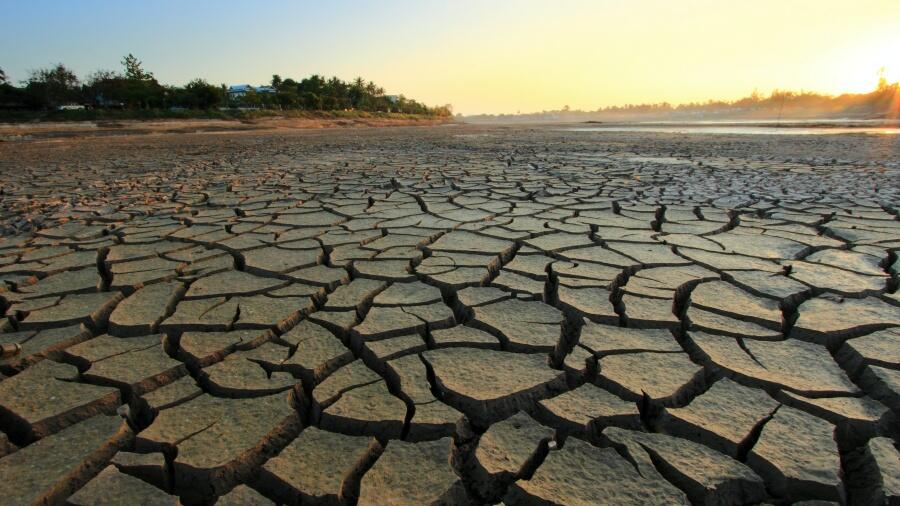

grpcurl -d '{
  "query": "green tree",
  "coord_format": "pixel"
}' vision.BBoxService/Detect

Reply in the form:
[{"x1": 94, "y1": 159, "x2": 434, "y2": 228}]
[
  {"x1": 85, "y1": 69, "x2": 125, "y2": 107},
  {"x1": 183, "y1": 79, "x2": 224, "y2": 109},
  {"x1": 115, "y1": 54, "x2": 164, "y2": 108},
  {"x1": 271, "y1": 74, "x2": 282, "y2": 88},
  {"x1": 276, "y1": 88, "x2": 298, "y2": 109},
  {"x1": 0, "y1": 67, "x2": 26, "y2": 109},
  {"x1": 122, "y1": 53, "x2": 153, "y2": 81},
  {"x1": 349, "y1": 76, "x2": 366, "y2": 109},
  {"x1": 24, "y1": 63, "x2": 81, "y2": 109}
]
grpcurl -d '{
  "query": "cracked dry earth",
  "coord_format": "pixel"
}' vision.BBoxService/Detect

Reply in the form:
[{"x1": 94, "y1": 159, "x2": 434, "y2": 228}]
[{"x1": 0, "y1": 126, "x2": 898, "y2": 506}]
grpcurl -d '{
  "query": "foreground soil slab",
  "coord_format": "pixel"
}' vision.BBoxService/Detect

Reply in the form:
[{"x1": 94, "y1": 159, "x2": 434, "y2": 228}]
[{"x1": 0, "y1": 125, "x2": 898, "y2": 504}]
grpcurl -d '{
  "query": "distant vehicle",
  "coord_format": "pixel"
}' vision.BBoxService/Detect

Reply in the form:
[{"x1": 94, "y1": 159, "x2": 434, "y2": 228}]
[{"x1": 56, "y1": 104, "x2": 85, "y2": 111}]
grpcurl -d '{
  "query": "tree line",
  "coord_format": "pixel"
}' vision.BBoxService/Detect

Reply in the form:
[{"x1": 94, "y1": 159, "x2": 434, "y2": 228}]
[
  {"x1": 466, "y1": 76, "x2": 900, "y2": 122},
  {"x1": 0, "y1": 55, "x2": 452, "y2": 116}
]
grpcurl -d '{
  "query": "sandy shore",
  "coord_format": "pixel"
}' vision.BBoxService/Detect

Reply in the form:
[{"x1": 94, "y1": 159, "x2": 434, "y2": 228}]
[{"x1": 0, "y1": 115, "x2": 454, "y2": 141}]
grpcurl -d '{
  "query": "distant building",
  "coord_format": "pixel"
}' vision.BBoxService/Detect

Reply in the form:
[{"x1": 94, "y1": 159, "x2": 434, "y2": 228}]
[
  {"x1": 227, "y1": 84, "x2": 253, "y2": 98},
  {"x1": 227, "y1": 84, "x2": 277, "y2": 99},
  {"x1": 385, "y1": 95, "x2": 400, "y2": 104}
]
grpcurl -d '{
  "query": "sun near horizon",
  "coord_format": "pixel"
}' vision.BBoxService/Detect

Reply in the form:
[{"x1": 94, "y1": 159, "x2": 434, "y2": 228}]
[{"x1": 1, "y1": 0, "x2": 898, "y2": 115}]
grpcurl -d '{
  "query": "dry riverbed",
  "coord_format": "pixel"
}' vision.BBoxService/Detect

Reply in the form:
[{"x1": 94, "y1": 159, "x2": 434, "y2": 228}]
[{"x1": 0, "y1": 124, "x2": 897, "y2": 504}]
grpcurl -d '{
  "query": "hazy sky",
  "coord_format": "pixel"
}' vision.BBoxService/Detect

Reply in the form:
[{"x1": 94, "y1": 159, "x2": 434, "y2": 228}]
[{"x1": 2, "y1": 0, "x2": 898, "y2": 114}]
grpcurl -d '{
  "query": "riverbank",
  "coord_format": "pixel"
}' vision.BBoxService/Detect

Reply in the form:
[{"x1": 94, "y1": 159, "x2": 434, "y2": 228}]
[{"x1": 0, "y1": 112, "x2": 455, "y2": 141}]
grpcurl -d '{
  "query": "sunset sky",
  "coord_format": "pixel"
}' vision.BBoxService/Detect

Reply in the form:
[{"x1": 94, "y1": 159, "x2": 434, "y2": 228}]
[{"x1": 2, "y1": 0, "x2": 898, "y2": 115}]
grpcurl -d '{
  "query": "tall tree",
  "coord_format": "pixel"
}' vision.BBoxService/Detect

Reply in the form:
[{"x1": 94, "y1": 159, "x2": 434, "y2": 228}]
[
  {"x1": 122, "y1": 53, "x2": 153, "y2": 81},
  {"x1": 24, "y1": 64, "x2": 80, "y2": 108},
  {"x1": 183, "y1": 79, "x2": 224, "y2": 109},
  {"x1": 118, "y1": 54, "x2": 163, "y2": 108},
  {"x1": 0, "y1": 67, "x2": 7, "y2": 85}
]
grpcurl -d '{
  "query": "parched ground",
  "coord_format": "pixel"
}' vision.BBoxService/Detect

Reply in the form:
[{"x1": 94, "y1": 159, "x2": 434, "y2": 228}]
[{"x1": 0, "y1": 125, "x2": 898, "y2": 505}]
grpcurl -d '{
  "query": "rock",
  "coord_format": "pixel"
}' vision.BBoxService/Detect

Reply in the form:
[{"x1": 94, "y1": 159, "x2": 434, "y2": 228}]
[
  {"x1": 160, "y1": 297, "x2": 238, "y2": 331},
  {"x1": 200, "y1": 348, "x2": 296, "y2": 397},
  {"x1": 471, "y1": 411, "x2": 554, "y2": 500},
  {"x1": 428, "y1": 230, "x2": 515, "y2": 258},
  {"x1": 352, "y1": 259, "x2": 416, "y2": 281},
  {"x1": 140, "y1": 375, "x2": 203, "y2": 412},
  {"x1": 184, "y1": 270, "x2": 286, "y2": 299},
  {"x1": 430, "y1": 325, "x2": 500, "y2": 348},
  {"x1": 422, "y1": 348, "x2": 566, "y2": 426},
  {"x1": 603, "y1": 427, "x2": 768, "y2": 506},
  {"x1": 110, "y1": 450, "x2": 169, "y2": 492},
  {"x1": 774, "y1": 390, "x2": 889, "y2": 436},
  {"x1": 258, "y1": 426, "x2": 377, "y2": 505},
  {"x1": 372, "y1": 280, "x2": 442, "y2": 306},
  {"x1": 19, "y1": 291, "x2": 123, "y2": 331},
  {"x1": 312, "y1": 360, "x2": 382, "y2": 408},
  {"x1": 136, "y1": 392, "x2": 301, "y2": 500},
  {"x1": 858, "y1": 365, "x2": 900, "y2": 412},
  {"x1": 0, "y1": 359, "x2": 121, "y2": 443},
  {"x1": 455, "y1": 286, "x2": 511, "y2": 308},
  {"x1": 835, "y1": 327, "x2": 900, "y2": 377},
  {"x1": 537, "y1": 383, "x2": 641, "y2": 435},
  {"x1": 354, "y1": 302, "x2": 454, "y2": 340},
  {"x1": 688, "y1": 332, "x2": 859, "y2": 396},
  {"x1": 725, "y1": 269, "x2": 810, "y2": 299},
  {"x1": 597, "y1": 351, "x2": 705, "y2": 406},
  {"x1": 806, "y1": 249, "x2": 885, "y2": 276},
  {"x1": 578, "y1": 322, "x2": 681, "y2": 355},
  {"x1": 178, "y1": 329, "x2": 272, "y2": 367},
  {"x1": 0, "y1": 415, "x2": 132, "y2": 505},
  {"x1": 108, "y1": 281, "x2": 184, "y2": 336},
  {"x1": 309, "y1": 309, "x2": 359, "y2": 334},
  {"x1": 470, "y1": 298, "x2": 563, "y2": 351},
  {"x1": 747, "y1": 405, "x2": 843, "y2": 502},
  {"x1": 556, "y1": 285, "x2": 619, "y2": 323},
  {"x1": 14, "y1": 267, "x2": 100, "y2": 299},
  {"x1": 524, "y1": 232, "x2": 593, "y2": 252},
  {"x1": 320, "y1": 381, "x2": 407, "y2": 439},
  {"x1": 386, "y1": 353, "x2": 464, "y2": 440},
  {"x1": 505, "y1": 436, "x2": 689, "y2": 505},
  {"x1": 788, "y1": 260, "x2": 886, "y2": 296},
  {"x1": 709, "y1": 231, "x2": 807, "y2": 259},
  {"x1": 358, "y1": 437, "x2": 468, "y2": 505},
  {"x1": 215, "y1": 485, "x2": 275, "y2": 505},
  {"x1": 561, "y1": 245, "x2": 637, "y2": 267},
  {"x1": 0, "y1": 324, "x2": 92, "y2": 374},
  {"x1": 69, "y1": 334, "x2": 187, "y2": 396},
  {"x1": 791, "y1": 296, "x2": 900, "y2": 347},
  {"x1": 621, "y1": 294, "x2": 681, "y2": 328},
  {"x1": 690, "y1": 280, "x2": 782, "y2": 329},
  {"x1": 686, "y1": 306, "x2": 782, "y2": 339},
  {"x1": 68, "y1": 465, "x2": 179, "y2": 505},
  {"x1": 324, "y1": 278, "x2": 387, "y2": 311},
  {"x1": 662, "y1": 378, "x2": 779, "y2": 457},
  {"x1": 242, "y1": 245, "x2": 322, "y2": 275},
  {"x1": 679, "y1": 247, "x2": 782, "y2": 272},
  {"x1": 230, "y1": 294, "x2": 315, "y2": 331},
  {"x1": 278, "y1": 320, "x2": 353, "y2": 384},
  {"x1": 864, "y1": 437, "x2": 900, "y2": 505},
  {"x1": 492, "y1": 269, "x2": 546, "y2": 298}
]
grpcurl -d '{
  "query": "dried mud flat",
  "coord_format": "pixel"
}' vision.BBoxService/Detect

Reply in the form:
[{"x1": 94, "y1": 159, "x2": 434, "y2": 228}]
[{"x1": 0, "y1": 125, "x2": 898, "y2": 505}]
